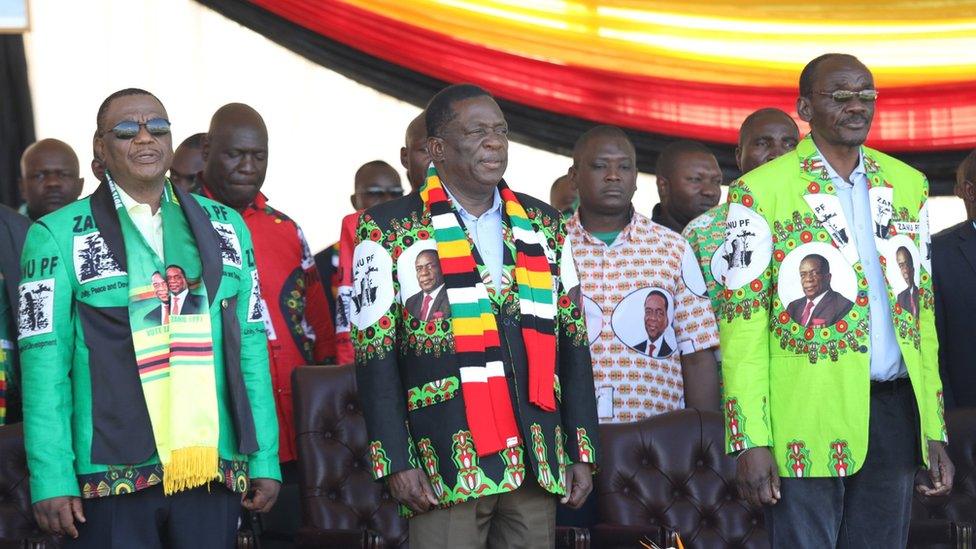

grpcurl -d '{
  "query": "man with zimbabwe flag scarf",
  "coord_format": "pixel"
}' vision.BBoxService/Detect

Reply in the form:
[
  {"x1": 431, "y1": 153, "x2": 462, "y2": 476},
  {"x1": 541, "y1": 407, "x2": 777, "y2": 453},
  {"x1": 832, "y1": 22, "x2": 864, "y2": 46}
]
[
  {"x1": 17, "y1": 88, "x2": 281, "y2": 547},
  {"x1": 352, "y1": 84, "x2": 599, "y2": 548}
]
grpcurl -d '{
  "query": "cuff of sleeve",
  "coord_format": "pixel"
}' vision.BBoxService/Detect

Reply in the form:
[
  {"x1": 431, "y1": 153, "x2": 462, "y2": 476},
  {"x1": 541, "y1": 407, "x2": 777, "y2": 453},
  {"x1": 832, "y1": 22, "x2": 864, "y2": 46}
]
[
  {"x1": 30, "y1": 476, "x2": 82, "y2": 504},
  {"x1": 248, "y1": 456, "x2": 282, "y2": 482}
]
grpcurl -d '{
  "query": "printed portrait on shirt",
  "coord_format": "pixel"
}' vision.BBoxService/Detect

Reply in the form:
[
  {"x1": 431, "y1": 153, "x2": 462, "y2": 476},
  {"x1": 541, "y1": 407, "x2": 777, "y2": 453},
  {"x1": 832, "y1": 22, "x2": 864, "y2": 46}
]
[
  {"x1": 777, "y1": 243, "x2": 857, "y2": 328},
  {"x1": 398, "y1": 240, "x2": 451, "y2": 321},
  {"x1": 611, "y1": 287, "x2": 678, "y2": 359},
  {"x1": 137, "y1": 264, "x2": 206, "y2": 329},
  {"x1": 881, "y1": 235, "x2": 921, "y2": 317}
]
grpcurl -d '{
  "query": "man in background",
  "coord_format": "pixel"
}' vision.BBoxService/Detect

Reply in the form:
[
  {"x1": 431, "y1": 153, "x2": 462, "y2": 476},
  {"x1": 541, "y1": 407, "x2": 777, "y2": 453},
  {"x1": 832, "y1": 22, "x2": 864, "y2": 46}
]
[
  {"x1": 169, "y1": 133, "x2": 206, "y2": 193},
  {"x1": 549, "y1": 173, "x2": 577, "y2": 216},
  {"x1": 933, "y1": 148, "x2": 976, "y2": 408},
  {"x1": 200, "y1": 103, "x2": 335, "y2": 545},
  {"x1": 683, "y1": 109, "x2": 798, "y2": 313},
  {"x1": 19, "y1": 138, "x2": 85, "y2": 221},
  {"x1": 651, "y1": 140, "x2": 722, "y2": 233}
]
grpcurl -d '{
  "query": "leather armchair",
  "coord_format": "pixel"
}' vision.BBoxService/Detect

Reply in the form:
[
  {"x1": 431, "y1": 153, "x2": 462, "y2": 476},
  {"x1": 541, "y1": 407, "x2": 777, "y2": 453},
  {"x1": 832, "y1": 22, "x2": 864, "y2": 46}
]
[
  {"x1": 0, "y1": 423, "x2": 55, "y2": 549},
  {"x1": 292, "y1": 364, "x2": 592, "y2": 548},
  {"x1": 593, "y1": 409, "x2": 767, "y2": 548},
  {"x1": 910, "y1": 408, "x2": 976, "y2": 548}
]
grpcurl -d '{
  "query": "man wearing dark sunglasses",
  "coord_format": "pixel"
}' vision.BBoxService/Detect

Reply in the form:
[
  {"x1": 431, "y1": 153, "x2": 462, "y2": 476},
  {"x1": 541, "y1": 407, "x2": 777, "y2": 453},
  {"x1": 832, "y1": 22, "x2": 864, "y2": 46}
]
[
  {"x1": 322, "y1": 159, "x2": 409, "y2": 365},
  {"x1": 720, "y1": 54, "x2": 952, "y2": 548},
  {"x1": 18, "y1": 139, "x2": 85, "y2": 222},
  {"x1": 17, "y1": 89, "x2": 281, "y2": 547},
  {"x1": 199, "y1": 102, "x2": 336, "y2": 543}
]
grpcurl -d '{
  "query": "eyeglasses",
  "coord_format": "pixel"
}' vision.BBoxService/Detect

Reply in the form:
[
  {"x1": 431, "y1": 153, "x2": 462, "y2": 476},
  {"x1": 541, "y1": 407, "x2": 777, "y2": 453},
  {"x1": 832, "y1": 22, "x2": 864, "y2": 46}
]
[
  {"x1": 100, "y1": 118, "x2": 171, "y2": 139},
  {"x1": 816, "y1": 90, "x2": 879, "y2": 103}
]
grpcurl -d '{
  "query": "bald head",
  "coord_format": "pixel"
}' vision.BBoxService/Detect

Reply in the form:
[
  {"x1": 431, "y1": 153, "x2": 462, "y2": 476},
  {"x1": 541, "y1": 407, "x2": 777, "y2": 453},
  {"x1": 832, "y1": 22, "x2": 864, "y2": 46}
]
[
  {"x1": 401, "y1": 112, "x2": 430, "y2": 191},
  {"x1": 736, "y1": 108, "x2": 799, "y2": 174},
  {"x1": 572, "y1": 125, "x2": 635, "y2": 168},
  {"x1": 352, "y1": 160, "x2": 403, "y2": 211},
  {"x1": 20, "y1": 139, "x2": 84, "y2": 220},
  {"x1": 203, "y1": 103, "x2": 269, "y2": 209}
]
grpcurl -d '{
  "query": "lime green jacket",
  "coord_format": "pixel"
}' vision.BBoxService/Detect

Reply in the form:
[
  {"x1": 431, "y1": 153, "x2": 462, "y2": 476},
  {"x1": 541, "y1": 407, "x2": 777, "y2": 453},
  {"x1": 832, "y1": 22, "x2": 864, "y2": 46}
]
[
  {"x1": 719, "y1": 136, "x2": 946, "y2": 478},
  {"x1": 18, "y1": 182, "x2": 280, "y2": 503}
]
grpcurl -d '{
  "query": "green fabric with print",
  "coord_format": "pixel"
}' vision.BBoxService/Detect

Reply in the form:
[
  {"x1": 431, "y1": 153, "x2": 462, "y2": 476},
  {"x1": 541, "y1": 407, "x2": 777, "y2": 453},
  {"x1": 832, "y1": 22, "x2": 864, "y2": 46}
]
[
  {"x1": 0, "y1": 279, "x2": 13, "y2": 425},
  {"x1": 719, "y1": 135, "x2": 946, "y2": 479},
  {"x1": 683, "y1": 202, "x2": 729, "y2": 314}
]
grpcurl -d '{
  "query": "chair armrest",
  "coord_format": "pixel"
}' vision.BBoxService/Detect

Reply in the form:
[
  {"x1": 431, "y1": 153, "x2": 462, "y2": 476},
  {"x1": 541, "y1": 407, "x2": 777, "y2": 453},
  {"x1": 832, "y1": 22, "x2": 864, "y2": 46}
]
[
  {"x1": 295, "y1": 527, "x2": 384, "y2": 548},
  {"x1": 908, "y1": 519, "x2": 974, "y2": 548},
  {"x1": 555, "y1": 525, "x2": 590, "y2": 549}
]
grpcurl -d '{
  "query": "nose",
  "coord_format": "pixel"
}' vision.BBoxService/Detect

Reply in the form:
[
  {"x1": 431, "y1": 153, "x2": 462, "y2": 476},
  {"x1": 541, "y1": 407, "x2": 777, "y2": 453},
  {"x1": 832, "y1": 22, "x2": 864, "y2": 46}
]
[
  {"x1": 133, "y1": 123, "x2": 154, "y2": 144},
  {"x1": 238, "y1": 155, "x2": 257, "y2": 174},
  {"x1": 606, "y1": 165, "x2": 622, "y2": 182}
]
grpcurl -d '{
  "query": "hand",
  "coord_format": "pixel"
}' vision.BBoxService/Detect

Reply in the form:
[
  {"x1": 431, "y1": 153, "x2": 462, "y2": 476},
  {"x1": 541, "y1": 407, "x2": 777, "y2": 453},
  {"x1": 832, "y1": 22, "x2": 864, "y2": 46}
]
[
  {"x1": 736, "y1": 447, "x2": 781, "y2": 507},
  {"x1": 242, "y1": 478, "x2": 281, "y2": 513},
  {"x1": 387, "y1": 468, "x2": 439, "y2": 513},
  {"x1": 916, "y1": 441, "x2": 954, "y2": 497},
  {"x1": 560, "y1": 463, "x2": 595, "y2": 509},
  {"x1": 33, "y1": 496, "x2": 85, "y2": 538}
]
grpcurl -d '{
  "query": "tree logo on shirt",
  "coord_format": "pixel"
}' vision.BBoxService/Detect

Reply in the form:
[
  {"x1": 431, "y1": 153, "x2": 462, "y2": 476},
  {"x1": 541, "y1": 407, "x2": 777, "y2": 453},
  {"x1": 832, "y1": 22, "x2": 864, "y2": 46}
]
[
  {"x1": 17, "y1": 279, "x2": 55, "y2": 338},
  {"x1": 73, "y1": 232, "x2": 125, "y2": 283},
  {"x1": 211, "y1": 222, "x2": 242, "y2": 268}
]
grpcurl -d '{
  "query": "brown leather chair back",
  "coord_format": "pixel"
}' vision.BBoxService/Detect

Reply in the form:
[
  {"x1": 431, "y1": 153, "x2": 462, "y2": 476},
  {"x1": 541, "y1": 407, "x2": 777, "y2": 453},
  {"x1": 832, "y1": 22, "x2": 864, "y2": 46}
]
[
  {"x1": 595, "y1": 409, "x2": 767, "y2": 548},
  {"x1": 293, "y1": 365, "x2": 407, "y2": 548},
  {"x1": 913, "y1": 408, "x2": 976, "y2": 525}
]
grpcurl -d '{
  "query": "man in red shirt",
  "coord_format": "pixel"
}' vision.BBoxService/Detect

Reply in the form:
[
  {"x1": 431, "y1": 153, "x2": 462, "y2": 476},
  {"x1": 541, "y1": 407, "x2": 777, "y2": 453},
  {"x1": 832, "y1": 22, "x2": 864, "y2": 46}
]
[{"x1": 200, "y1": 103, "x2": 336, "y2": 467}]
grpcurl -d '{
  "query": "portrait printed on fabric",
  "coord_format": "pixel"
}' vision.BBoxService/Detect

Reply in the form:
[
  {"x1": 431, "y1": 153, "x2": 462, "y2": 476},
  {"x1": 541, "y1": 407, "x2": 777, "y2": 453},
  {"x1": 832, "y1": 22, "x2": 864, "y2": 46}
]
[
  {"x1": 611, "y1": 287, "x2": 678, "y2": 359},
  {"x1": 777, "y1": 243, "x2": 856, "y2": 328},
  {"x1": 397, "y1": 241, "x2": 451, "y2": 322},
  {"x1": 883, "y1": 236, "x2": 922, "y2": 317},
  {"x1": 135, "y1": 265, "x2": 207, "y2": 329}
]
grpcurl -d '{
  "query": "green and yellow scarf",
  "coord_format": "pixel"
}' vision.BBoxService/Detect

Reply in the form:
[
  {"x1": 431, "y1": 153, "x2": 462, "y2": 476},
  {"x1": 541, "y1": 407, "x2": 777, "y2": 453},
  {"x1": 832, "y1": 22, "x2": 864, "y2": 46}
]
[{"x1": 109, "y1": 175, "x2": 220, "y2": 494}]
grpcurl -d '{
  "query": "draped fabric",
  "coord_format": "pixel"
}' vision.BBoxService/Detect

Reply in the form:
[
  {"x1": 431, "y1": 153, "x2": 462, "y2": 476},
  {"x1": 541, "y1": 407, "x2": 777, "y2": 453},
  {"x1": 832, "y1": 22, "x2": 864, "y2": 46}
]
[
  {"x1": 196, "y1": 0, "x2": 975, "y2": 193},
  {"x1": 0, "y1": 35, "x2": 35, "y2": 208}
]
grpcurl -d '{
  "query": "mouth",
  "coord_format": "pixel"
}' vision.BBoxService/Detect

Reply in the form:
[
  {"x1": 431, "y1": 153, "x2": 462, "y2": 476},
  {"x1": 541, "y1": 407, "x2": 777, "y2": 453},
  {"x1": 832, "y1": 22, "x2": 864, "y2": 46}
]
[
  {"x1": 132, "y1": 150, "x2": 161, "y2": 164},
  {"x1": 841, "y1": 118, "x2": 868, "y2": 130},
  {"x1": 480, "y1": 158, "x2": 503, "y2": 170}
]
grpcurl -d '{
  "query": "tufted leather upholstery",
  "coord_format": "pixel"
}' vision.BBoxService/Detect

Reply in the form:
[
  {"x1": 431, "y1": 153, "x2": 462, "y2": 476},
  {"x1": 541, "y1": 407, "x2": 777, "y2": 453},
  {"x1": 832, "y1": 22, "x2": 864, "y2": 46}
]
[
  {"x1": 593, "y1": 409, "x2": 767, "y2": 548},
  {"x1": 910, "y1": 408, "x2": 976, "y2": 548},
  {"x1": 293, "y1": 364, "x2": 407, "y2": 548}
]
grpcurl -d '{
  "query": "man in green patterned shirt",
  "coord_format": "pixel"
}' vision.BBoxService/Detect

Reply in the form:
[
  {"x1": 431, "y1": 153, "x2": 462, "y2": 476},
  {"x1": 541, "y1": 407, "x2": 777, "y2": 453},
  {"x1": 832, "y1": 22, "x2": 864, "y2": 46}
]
[{"x1": 682, "y1": 109, "x2": 799, "y2": 313}]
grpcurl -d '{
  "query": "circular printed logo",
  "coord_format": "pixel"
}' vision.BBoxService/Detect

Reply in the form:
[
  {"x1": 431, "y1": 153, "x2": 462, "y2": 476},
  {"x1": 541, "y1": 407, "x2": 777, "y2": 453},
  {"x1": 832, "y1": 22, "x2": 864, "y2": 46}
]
[
  {"x1": 681, "y1": 244, "x2": 708, "y2": 298},
  {"x1": 721, "y1": 203, "x2": 773, "y2": 290},
  {"x1": 350, "y1": 240, "x2": 395, "y2": 329},
  {"x1": 581, "y1": 294, "x2": 603, "y2": 346},
  {"x1": 610, "y1": 287, "x2": 677, "y2": 359},
  {"x1": 777, "y1": 242, "x2": 857, "y2": 327}
]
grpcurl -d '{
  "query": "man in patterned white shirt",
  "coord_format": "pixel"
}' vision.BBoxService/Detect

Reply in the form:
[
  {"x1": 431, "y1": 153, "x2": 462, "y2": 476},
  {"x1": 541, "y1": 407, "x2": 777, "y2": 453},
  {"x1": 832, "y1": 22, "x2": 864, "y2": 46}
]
[{"x1": 565, "y1": 125, "x2": 720, "y2": 422}]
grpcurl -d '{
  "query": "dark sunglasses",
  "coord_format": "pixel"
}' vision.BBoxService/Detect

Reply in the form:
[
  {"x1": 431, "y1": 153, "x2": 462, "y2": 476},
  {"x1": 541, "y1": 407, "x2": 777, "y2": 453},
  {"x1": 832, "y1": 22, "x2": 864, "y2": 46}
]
[
  {"x1": 100, "y1": 118, "x2": 171, "y2": 139},
  {"x1": 816, "y1": 90, "x2": 879, "y2": 103}
]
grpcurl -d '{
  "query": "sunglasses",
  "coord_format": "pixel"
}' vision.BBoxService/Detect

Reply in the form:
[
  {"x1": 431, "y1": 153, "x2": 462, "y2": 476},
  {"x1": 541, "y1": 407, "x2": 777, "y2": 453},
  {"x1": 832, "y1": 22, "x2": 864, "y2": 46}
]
[
  {"x1": 816, "y1": 90, "x2": 879, "y2": 103},
  {"x1": 100, "y1": 118, "x2": 171, "y2": 139}
]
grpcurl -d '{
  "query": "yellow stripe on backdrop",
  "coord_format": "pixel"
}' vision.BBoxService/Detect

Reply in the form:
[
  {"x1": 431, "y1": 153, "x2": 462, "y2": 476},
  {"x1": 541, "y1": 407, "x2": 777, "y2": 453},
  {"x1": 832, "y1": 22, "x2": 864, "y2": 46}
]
[{"x1": 342, "y1": 0, "x2": 976, "y2": 86}]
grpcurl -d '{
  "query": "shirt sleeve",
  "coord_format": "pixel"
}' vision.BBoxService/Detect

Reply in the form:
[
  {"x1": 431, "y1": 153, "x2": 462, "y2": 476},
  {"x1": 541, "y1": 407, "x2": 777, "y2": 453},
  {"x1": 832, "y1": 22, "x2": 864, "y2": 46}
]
[
  {"x1": 672, "y1": 240, "x2": 720, "y2": 354},
  {"x1": 916, "y1": 187, "x2": 948, "y2": 444},
  {"x1": 19, "y1": 222, "x2": 80, "y2": 502},
  {"x1": 351, "y1": 213, "x2": 416, "y2": 479},
  {"x1": 718, "y1": 181, "x2": 774, "y2": 454},
  {"x1": 237, "y1": 219, "x2": 281, "y2": 481},
  {"x1": 554, "y1": 218, "x2": 600, "y2": 465},
  {"x1": 296, "y1": 225, "x2": 336, "y2": 364}
]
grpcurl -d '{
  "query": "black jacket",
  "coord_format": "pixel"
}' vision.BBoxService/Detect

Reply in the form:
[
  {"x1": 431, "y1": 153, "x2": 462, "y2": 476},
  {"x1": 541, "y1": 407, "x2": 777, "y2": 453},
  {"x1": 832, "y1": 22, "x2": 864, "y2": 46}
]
[{"x1": 933, "y1": 220, "x2": 976, "y2": 408}]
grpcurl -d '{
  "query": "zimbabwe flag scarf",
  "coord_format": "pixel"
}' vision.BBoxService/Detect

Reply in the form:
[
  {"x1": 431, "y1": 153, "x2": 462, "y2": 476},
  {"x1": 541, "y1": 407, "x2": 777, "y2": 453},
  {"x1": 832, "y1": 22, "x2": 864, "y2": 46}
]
[
  {"x1": 108, "y1": 175, "x2": 220, "y2": 494},
  {"x1": 421, "y1": 166, "x2": 556, "y2": 457}
]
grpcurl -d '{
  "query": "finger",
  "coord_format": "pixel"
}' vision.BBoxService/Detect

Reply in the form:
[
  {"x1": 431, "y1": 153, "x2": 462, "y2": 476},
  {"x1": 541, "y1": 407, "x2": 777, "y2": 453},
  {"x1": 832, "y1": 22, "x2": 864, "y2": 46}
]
[
  {"x1": 756, "y1": 478, "x2": 775, "y2": 505},
  {"x1": 569, "y1": 480, "x2": 591, "y2": 509},
  {"x1": 251, "y1": 491, "x2": 270, "y2": 512},
  {"x1": 769, "y1": 470, "x2": 782, "y2": 501},
  {"x1": 34, "y1": 508, "x2": 51, "y2": 534},
  {"x1": 942, "y1": 462, "x2": 954, "y2": 492},
  {"x1": 560, "y1": 470, "x2": 574, "y2": 504},
  {"x1": 71, "y1": 498, "x2": 86, "y2": 524},
  {"x1": 419, "y1": 478, "x2": 439, "y2": 506},
  {"x1": 57, "y1": 503, "x2": 79, "y2": 539}
]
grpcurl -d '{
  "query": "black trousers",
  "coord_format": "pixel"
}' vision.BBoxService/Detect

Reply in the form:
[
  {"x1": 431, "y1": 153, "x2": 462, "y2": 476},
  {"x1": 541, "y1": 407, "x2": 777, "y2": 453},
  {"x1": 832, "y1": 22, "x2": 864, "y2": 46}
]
[
  {"x1": 65, "y1": 484, "x2": 241, "y2": 549},
  {"x1": 766, "y1": 378, "x2": 920, "y2": 548}
]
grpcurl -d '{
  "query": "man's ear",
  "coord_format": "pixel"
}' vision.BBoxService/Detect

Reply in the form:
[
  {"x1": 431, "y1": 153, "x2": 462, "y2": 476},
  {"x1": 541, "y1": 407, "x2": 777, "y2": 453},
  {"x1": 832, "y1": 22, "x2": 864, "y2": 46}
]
[
  {"x1": 17, "y1": 176, "x2": 26, "y2": 201},
  {"x1": 350, "y1": 194, "x2": 358, "y2": 211},
  {"x1": 796, "y1": 96, "x2": 813, "y2": 123},
  {"x1": 734, "y1": 146, "x2": 743, "y2": 172},
  {"x1": 568, "y1": 166, "x2": 578, "y2": 190},
  {"x1": 93, "y1": 136, "x2": 106, "y2": 167},
  {"x1": 656, "y1": 175, "x2": 670, "y2": 204},
  {"x1": 400, "y1": 146, "x2": 408, "y2": 170},
  {"x1": 427, "y1": 136, "x2": 445, "y2": 163}
]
